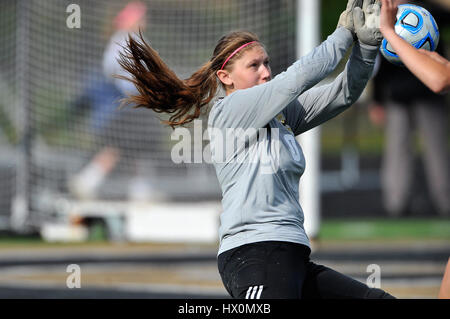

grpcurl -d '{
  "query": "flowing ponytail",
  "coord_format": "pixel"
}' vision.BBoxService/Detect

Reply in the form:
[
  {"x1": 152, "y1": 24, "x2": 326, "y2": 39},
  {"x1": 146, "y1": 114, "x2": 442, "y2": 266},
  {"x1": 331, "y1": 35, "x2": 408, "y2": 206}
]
[{"x1": 117, "y1": 30, "x2": 260, "y2": 128}]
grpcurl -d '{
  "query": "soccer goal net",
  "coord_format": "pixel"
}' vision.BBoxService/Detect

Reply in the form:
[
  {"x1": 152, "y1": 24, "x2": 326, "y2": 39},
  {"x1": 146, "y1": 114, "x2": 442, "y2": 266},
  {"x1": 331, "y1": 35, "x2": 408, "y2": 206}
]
[{"x1": 0, "y1": 0, "x2": 298, "y2": 231}]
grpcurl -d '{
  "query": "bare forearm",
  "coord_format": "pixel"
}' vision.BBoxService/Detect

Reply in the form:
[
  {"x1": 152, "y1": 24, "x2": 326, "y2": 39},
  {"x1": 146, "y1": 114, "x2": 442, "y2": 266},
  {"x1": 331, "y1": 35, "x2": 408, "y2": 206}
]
[{"x1": 382, "y1": 29, "x2": 450, "y2": 94}]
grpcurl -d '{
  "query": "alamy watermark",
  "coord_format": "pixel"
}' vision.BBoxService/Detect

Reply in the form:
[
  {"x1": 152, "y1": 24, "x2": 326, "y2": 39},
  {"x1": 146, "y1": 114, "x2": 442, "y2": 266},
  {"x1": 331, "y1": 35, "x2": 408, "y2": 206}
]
[
  {"x1": 66, "y1": 4, "x2": 81, "y2": 29},
  {"x1": 170, "y1": 120, "x2": 300, "y2": 175},
  {"x1": 366, "y1": 264, "x2": 381, "y2": 288},
  {"x1": 66, "y1": 264, "x2": 81, "y2": 289}
]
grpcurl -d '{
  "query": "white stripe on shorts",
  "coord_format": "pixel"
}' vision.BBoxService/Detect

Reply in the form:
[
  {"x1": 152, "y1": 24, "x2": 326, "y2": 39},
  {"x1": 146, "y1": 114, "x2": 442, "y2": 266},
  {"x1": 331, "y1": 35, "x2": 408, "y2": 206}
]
[{"x1": 245, "y1": 285, "x2": 264, "y2": 299}]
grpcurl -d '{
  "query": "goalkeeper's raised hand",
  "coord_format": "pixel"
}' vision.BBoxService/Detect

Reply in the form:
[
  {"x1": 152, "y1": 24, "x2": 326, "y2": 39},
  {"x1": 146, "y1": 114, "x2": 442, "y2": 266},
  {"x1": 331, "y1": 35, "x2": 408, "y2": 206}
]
[
  {"x1": 337, "y1": 0, "x2": 363, "y2": 37},
  {"x1": 353, "y1": 0, "x2": 383, "y2": 46}
]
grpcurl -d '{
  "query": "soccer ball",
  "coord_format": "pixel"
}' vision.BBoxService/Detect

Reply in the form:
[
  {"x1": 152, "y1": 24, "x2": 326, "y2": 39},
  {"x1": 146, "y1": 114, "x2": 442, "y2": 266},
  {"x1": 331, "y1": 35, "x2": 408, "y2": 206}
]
[{"x1": 380, "y1": 4, "x2": 439, "y2": 66}]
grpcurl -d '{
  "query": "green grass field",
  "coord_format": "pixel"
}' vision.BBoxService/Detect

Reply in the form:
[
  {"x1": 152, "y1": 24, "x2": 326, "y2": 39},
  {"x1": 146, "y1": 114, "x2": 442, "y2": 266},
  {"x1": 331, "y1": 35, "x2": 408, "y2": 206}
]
[
  {"x1": 319, "y1": 218, "x2": 450, "y2": 240},
  {"x1": 0, "y1": 218, "x2": 448, "y2": 247}
]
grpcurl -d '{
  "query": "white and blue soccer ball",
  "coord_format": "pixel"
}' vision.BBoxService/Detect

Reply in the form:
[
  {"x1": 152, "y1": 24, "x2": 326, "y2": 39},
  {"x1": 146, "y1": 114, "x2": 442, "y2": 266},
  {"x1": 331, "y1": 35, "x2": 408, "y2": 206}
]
[{"x1": 380, "y1": 4, "x2": 439, "y2": 66}]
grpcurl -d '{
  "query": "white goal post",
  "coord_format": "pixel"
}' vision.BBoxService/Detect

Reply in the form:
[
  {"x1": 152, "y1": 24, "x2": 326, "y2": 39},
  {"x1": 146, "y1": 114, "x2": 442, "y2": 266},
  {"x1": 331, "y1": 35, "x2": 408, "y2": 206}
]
[{"x1": 297, "y1": 0, "x2": 321, "y2": 239}]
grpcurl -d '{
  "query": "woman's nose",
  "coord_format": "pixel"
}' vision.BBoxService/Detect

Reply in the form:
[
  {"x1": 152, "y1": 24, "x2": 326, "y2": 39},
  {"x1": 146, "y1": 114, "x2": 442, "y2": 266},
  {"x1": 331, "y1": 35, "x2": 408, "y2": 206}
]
[{"x1": 261, "y1": 65, "x2": 271, "y2": 82}]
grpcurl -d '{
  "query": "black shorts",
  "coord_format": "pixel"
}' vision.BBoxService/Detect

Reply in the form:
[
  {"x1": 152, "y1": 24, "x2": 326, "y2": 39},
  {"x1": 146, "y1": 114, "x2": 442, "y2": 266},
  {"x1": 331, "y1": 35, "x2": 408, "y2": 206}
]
[{"x1": 217, "y1": 241, "x2": 395, "y2": 299}]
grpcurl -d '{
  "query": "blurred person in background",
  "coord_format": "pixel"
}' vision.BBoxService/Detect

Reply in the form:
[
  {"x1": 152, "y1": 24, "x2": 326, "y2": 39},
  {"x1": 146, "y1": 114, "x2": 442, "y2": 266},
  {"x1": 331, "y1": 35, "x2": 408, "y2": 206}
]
[
  {"x1": 70, "y1": 1, "x2": 164, "y2": 201},
  {"x1": 369, "y1": 0, "x2": 450, "y2": 217}
]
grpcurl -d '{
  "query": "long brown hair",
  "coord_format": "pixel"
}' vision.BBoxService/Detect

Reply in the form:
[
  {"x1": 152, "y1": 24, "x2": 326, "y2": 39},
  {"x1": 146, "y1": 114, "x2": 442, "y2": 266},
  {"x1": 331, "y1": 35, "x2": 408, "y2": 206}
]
[{"x1": 116, "y1": 30, "x2": 261, "y2": 128}]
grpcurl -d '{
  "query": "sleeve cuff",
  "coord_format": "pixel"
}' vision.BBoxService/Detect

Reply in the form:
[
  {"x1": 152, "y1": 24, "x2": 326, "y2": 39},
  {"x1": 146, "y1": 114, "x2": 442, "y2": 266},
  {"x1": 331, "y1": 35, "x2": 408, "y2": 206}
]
[
  {"x1": 354, "y1": 41, "x2": 380, "y2": 63},
  {"x1": 331, "y1": 27, "x2": 355, "y2": 47}
]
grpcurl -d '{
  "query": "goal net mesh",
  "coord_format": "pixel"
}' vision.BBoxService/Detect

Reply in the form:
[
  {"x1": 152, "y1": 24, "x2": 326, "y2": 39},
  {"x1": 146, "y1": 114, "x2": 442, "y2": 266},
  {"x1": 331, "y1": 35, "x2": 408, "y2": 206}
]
[{"x1": 0, "y1": 0, "x2": 297, "y2": 229}]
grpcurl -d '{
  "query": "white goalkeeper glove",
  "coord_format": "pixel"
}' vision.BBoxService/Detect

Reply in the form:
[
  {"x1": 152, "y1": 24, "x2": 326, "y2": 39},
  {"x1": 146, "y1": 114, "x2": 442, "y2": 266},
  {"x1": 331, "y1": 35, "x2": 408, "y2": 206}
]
[
  {"x1": 337, "y1": 0, "x2": 363, "y2": 37},
  {"x1": 353, "y1": 0, "x2": 383, "y2": 46}
]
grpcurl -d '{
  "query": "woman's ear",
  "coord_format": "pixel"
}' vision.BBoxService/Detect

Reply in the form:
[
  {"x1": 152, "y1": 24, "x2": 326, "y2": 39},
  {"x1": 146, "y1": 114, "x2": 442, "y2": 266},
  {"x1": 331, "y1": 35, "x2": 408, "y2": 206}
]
[{"x1": 216, "y1": 69, "x2": 233, "y2": 87}]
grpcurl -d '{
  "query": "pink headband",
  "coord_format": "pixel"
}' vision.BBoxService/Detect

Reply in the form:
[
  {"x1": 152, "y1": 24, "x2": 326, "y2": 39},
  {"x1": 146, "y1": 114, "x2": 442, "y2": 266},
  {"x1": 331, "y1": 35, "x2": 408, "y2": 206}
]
[{"x1": 220, "y1": 41, "x2": 257, "y2": 70}]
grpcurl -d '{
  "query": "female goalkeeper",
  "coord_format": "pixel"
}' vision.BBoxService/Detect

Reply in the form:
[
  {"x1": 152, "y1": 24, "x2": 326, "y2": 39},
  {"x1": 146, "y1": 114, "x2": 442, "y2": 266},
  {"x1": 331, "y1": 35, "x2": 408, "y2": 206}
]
[{"x1": 118, "y1": 0, "x2": 395, "y2": 299}]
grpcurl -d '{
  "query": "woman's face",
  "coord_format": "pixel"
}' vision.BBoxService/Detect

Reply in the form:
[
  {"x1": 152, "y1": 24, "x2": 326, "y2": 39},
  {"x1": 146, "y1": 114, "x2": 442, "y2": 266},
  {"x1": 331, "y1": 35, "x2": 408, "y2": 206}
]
[{"x1": 218, "y1": 45, "x2": 272, "y2": 94}]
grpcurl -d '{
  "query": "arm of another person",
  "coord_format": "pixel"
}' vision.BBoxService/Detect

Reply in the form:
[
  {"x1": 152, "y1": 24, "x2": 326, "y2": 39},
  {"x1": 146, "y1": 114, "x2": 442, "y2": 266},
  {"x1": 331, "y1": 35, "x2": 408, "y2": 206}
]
[
  {"x1": 439, "y1": 257, "x2": 450, "y2": 299},
  {"x1": 379, "y1": 0, "x2": 450, "y2": 94}
]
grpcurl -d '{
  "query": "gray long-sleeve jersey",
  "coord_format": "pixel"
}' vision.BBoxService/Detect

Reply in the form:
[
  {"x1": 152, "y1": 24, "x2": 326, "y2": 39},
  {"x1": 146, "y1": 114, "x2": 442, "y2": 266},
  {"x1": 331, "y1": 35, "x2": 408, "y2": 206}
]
[{"x1": 208, "y1": 28, "x2": 378, "y2": 255}]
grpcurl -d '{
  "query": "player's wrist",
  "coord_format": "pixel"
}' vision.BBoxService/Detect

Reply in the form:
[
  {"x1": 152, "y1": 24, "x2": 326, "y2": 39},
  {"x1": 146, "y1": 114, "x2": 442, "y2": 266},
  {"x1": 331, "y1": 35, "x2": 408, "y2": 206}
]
[
  {"x1": 354, "y1": 40, "x2": 380, "y2": 62},
  {"x1": 380, "y1": 27, "x2": 396, "y2": 39}
]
